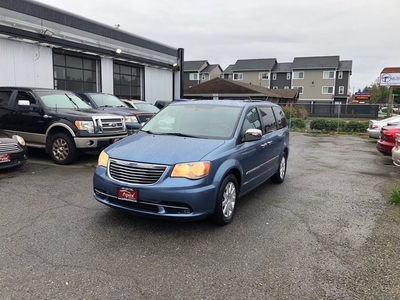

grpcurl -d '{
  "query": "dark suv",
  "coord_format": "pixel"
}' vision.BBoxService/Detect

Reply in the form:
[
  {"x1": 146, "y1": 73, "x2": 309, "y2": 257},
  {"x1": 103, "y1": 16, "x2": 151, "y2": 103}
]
[
  {"x1": 75, "y1": 92, "x2": 155, "y2": 134},
  {"x1": 0, "y1": 87, "x2": 127, "y2": 165}
]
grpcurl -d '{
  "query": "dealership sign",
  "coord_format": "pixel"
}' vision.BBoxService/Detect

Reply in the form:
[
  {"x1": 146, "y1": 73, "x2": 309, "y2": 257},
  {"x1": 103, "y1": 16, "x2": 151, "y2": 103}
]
[
  {"x1": 380, "y1": 73, "x2": 400, "y2": 86},
  {"x1": 354, "y1": 92, "x2": 371, "y2": 100}
]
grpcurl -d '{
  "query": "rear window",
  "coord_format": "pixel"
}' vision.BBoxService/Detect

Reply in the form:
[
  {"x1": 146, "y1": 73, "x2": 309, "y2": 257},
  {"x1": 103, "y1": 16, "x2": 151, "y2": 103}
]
[{"x1": 273, "y1": 106, "x2": 288, "y2": 129}]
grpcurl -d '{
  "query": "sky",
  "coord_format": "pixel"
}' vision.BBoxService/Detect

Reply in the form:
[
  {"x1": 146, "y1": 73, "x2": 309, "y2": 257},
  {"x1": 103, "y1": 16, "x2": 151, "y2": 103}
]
[{"x1": 36, "y1": 0, "x2": 400, "y2": 93}]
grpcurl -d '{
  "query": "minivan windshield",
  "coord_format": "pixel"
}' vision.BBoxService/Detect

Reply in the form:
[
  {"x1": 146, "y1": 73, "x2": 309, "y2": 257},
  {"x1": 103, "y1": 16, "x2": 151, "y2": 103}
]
[
  {"x1": 141, "y1": 104, "x2": 242, "y2": 139},
  {"x1": 37, "y1": 91, "x2": 92, "y2": 109}
]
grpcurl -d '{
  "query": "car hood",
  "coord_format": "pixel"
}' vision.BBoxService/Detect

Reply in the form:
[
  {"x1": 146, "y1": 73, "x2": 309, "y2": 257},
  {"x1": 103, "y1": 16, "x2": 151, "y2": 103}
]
[
  {"x1": 47, "y1": 108, "x2": 119, "y2": 118},
  {"x1": 106, "y1": 132, "x2": 225, "y2": 164},
  {"x1": 0, "y1": 130, "x2": 15, "y2": 143}
]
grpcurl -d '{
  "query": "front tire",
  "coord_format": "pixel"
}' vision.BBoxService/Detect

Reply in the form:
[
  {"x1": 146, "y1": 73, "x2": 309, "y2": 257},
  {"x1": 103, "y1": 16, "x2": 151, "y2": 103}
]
[
  {"x1": 48, "y1": 133, "x2": 78, "y2": 165},
  {"x1": 270, "y1": 152, "x2": 287, "y2": 184},
  {"x1": 211, "y1": 174, "x2": 238, "y2": 226}
]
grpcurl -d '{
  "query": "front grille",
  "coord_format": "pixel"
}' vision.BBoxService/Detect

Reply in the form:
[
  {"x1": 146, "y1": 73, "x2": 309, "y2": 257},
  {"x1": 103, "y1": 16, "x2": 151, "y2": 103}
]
[
  {"x1": 94, "y1": 117, "x2": 125, "y2": 133},
  {"x1": 0, "y1": 143, "x2": 20, "y2": 154},
  {"x1": 109, "y1": 159, "x2": 167, "y2": 185}
]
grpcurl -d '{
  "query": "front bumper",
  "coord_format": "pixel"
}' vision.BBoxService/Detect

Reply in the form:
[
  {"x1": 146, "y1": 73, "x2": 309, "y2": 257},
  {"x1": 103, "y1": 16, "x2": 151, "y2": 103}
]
[
  {"x1": 74, "y1": 134, "x2": 128, "y2": 149},
  {"x1": 392, "y1": 146, "x2": 400, "y2": 167},
  {"x1": 93, "y1": 166, "x2": 218, "y2": 220},
  {"x1": 0, "y1": 149, "x2": 28, "y2": 170}
]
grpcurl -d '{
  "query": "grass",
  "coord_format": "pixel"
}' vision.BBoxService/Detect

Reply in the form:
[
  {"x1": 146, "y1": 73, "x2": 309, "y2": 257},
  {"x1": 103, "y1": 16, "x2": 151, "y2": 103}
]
[{"x1": 390, "y1": 189, "x2": 400, "y2": 205}]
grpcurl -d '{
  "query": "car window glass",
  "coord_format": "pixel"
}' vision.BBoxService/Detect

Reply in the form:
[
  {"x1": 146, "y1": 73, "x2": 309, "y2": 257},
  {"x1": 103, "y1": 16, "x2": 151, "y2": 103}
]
[
  {"x1": 0, "y1": 91, "x2": 12, "y2": 107},
  {"x1": 15, "y1": 91, "x2": 36, "y2": 106},
  {"x1": 242, "y1": 108, "x2": 262, "y2": 133},
  {"x1": 272, "y1": 106, "x2": 287, "y2": 129},
  {"x1": 259, "y1": 107, "x2": 277, "y2": 133}
]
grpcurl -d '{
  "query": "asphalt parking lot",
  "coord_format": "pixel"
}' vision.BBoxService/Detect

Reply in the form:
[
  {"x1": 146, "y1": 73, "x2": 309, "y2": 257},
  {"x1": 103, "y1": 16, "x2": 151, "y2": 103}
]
[{"x1": 1, "y1": 132, "x2": 400, "y2": 300}]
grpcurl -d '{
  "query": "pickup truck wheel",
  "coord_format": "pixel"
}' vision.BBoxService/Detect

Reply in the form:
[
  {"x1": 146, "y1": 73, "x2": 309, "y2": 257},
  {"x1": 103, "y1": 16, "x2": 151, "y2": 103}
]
[{"x1": 49, "y1": 133, "x2": 78, "y2": 165}]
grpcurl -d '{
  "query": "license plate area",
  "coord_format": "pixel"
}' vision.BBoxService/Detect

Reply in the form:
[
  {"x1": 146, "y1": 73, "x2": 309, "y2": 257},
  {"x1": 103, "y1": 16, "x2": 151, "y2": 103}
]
[
  {"x1": 0, "y1": 154, "x2": 11, "y2": 163},
  {"x1": 117, "y1": 187, "x2": 138, "y2": 202}
]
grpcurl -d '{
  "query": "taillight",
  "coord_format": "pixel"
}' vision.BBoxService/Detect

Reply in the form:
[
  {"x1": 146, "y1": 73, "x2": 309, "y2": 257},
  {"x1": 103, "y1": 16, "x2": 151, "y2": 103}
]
[{"x1": 371, "y1": 124, "x2": 378, "y2": 129}]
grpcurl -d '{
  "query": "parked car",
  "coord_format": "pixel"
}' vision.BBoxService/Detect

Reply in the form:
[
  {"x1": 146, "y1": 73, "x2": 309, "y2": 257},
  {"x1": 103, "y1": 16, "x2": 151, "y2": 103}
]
[
  {"x1": 0, "y1": 87, "x2": 127, "y2": 165},
  {"x1": 74, "y1": 92, "x2": 155, "y2": 134},
  {"x1": 93, "y1": 99, "x2": 289, "y2": 225},
  {"x1": 392, "y1": 134, "x2": 400, "y2": 167},
  {"x1": 376, "y1": 125, "x2": 400, "y2": 155},
  {"x1": 367, "y1": 115, "x2": 400, "y2": 138},
  {"x1": 121, "y1": 99, "x2": 160, "y2": 113},
  {"x1": 0, "y1": 129, "x2": 28, "y2": 170}
]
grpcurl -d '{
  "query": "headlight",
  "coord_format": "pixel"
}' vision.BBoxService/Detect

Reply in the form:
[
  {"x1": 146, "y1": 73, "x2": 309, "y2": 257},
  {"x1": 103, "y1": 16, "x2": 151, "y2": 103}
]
[
  {"x1": 98, "y1": 151, "x2": 109, "y2": 167},
  {"x1": 171, "y1": 161, "x2": 211, "y2": 179},
  {"x1": 124, "y1": 116, "x2": 139, "y2": 123},
  {"x1": 15, "y1": 135, "x2": 26, "y2": 146},
  {"x1": 75, "y1": 121, "x2": 94, "y2": 133}
]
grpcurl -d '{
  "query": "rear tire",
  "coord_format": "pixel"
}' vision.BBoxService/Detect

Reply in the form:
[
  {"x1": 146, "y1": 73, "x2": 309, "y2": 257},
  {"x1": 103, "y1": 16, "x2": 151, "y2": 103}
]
[
  {"x1": 211, "y1": 174, "x2": 238, "y2": 226},
  {"x1": 270, "y1": 152, "x2": 287, "y2": 184},
  {"x1": 48, "y1": 133, "x2": 79, "y2": 165}
]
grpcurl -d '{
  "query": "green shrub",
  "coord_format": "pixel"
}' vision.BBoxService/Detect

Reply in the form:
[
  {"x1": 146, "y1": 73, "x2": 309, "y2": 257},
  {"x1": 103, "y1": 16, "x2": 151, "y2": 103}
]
[
  {"x1": 310, "y1": 119, "x2": 327, "y2": 130},
  {"x1": 282, "y1": 106, "x2": 308, "y2": 120},
  {"x1": 344, "y1": 120, "x2": 369, "y2": 133},
  {"x1": 290, "y1": 118, "x2": 306, "y2": 129},
  {"x1": 310, "y1": 118, "x2": 368, "y2": 133}
]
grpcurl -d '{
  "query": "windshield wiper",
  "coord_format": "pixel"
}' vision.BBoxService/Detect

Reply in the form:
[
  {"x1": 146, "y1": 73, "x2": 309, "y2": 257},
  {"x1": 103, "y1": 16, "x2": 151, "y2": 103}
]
[
  {"x1": 162, "y1": 132, "x2": 199, "y2": 138},
  {"x1": 65, "y1": 93, "x2": 79, "y2": 108}
]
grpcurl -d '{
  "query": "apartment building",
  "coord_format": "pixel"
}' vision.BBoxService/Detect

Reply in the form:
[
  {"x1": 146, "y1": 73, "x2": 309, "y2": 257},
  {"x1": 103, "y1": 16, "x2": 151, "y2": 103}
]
[
  {"x1": 183, "y1": 60, "x2": 222, "y2": 90},
  {"x1": 220, "y1": 55, "x2": 352, "y2": 104}
]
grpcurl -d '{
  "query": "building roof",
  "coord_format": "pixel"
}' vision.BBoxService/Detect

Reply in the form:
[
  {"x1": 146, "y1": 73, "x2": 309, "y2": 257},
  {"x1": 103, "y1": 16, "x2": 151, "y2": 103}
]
[
  {"x1": 201, "y1": 64, "x2": 222, "y2": 73},
  {"x1": 292, "y1": 55, "x2": 340, "y2": 69},
  {"x1": 184, "y1": 60, "x2": 208, "y2": 72},
  {"x1": 381, "y1": 67, "x2": 400, "y2": 73},
  {"x1": 184, "y1": 77, "x2": 298, "y2": 99},
  {"x1": 272, "y1": 62, "x2": 292, "y2": 73},
  {"x1": 231, "y1": 58, "x2": 277, "y2": 71},
  {"x1": 338, "y1": 60, "x2": 353, "y2": 71},
  {"x1": 223, "y1": 64, "x2": 234, "y2": 73}
]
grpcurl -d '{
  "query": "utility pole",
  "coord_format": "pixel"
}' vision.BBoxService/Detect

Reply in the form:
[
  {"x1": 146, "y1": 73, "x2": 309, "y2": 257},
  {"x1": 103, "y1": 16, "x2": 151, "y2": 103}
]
[{"x1": 387, "y1": 86, "x2": 394, "y2": 117}]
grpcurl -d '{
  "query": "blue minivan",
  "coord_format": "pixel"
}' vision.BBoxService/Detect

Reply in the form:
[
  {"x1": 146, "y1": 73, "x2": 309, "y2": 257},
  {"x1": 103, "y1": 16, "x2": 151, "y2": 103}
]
[{"x1": 93, "y1": 100, "x2": 289, "y2": 225}]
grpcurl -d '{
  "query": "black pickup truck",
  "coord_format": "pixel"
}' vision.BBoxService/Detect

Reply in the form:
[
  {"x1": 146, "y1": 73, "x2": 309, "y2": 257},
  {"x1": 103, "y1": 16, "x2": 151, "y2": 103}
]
[{"x1": 0, "y1": 87, "x2": 128, "y2": 165}]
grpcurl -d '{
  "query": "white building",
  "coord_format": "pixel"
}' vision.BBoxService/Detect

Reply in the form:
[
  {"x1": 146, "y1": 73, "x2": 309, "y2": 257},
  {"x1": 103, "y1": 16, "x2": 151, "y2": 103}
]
[{"x1": 0, "y1": 0, "x2": 183, "y2": 103}]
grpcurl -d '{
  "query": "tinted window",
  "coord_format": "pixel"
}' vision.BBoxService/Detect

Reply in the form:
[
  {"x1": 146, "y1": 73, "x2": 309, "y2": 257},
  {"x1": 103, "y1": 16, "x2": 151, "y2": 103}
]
[
  {"x1": 242, "y1": 108, "x2": 262, "y2": 133},
  {"x1": 259, "y1": 106, "x2": 277, "y2": 133},
  {"x1": 272, "y1": 107, "x2": 288, "y2": 129},
  {"x1": 0, "y1": 91, "x2": 12, "y2": 106}
]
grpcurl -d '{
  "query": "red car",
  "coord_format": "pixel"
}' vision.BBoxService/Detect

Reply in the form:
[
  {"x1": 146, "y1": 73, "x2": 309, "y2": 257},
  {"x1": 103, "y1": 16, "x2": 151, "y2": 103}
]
[{"x1": 377, "y1": 125, "x2": 400, "y2": 155}]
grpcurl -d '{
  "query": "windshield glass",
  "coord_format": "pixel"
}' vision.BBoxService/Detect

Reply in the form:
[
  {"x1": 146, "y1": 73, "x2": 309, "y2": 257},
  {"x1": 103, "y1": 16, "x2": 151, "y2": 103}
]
[
  {"x1": 135, "y1": 103, "x2": 160, "y2": 113},
  {"x1": 37, "y1": 92, "x2": 92, "y2": 109},
  {"x1": 90, "y1": 94, "x2": 128, "y2": 108},
  {"x1": 141, "y1": 104, "x2": 242, "y2": 139}
]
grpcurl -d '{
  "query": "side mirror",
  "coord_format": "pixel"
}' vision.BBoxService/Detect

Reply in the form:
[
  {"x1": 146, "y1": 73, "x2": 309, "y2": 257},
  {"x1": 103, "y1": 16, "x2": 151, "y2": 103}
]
[
  {"x1": 243, "y1": 128, "x2": 262, "y2": 142},
  {"x1": 18, "y1": 100, "x2": 41, "y2": 112}
]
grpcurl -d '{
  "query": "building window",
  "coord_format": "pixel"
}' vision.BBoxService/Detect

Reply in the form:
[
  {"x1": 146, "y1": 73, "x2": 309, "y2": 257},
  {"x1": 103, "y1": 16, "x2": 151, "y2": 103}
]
[
  {"x1": 53, "y1": 52, "x2": 98, "y2": 92},
  {"x1": 259, "y1": 72, "x2": 269, "y2": 80},
  {"x1": 323, "y1": 71, "x2": 335, "y2": 79},
  {"x1": 201, "y1": 74, "x2": 206, "y2": 80},
  {"x1": 284, "y1": 86, "x2": 289, "y2": 89},
  {"x1": 322, "y1": 86, "x2": 334, "y2": 94},
  {"x1": 286, "y1": 73, "x2": 291, "y2": 80},
  {"x1": 338, "y1": 71, "x2": 343, "y2": 79},
  {"x1": 339, "y1": 86, "x2": 345, "y2": 94},
  {"x1": 189, "y1": 73, "x2": 199, "y2": 80},
  {"x1": 113, "y1": 62, "x2": 142, "y2": 99},
  {"x1": 293, "y1": 71, "x2": 304, "y2": 79},
  {"x1": 273, "y1": 86, "x2": 278, "y2": 89},
  {"x1": 233, "y1": 73, "x2": 243, "y2": 80},
  {"x1": 293, "y1": 86, "x2": 303, "y2": 94},
  {"x1": 272, "y1": 73, "x2": 277, "y2": 80}
]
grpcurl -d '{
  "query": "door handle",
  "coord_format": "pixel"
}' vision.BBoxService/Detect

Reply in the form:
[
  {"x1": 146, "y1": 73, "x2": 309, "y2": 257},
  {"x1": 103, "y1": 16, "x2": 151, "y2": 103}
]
[{"x1": 261, "y1": 141, "x2": 273, "y2": 147}]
